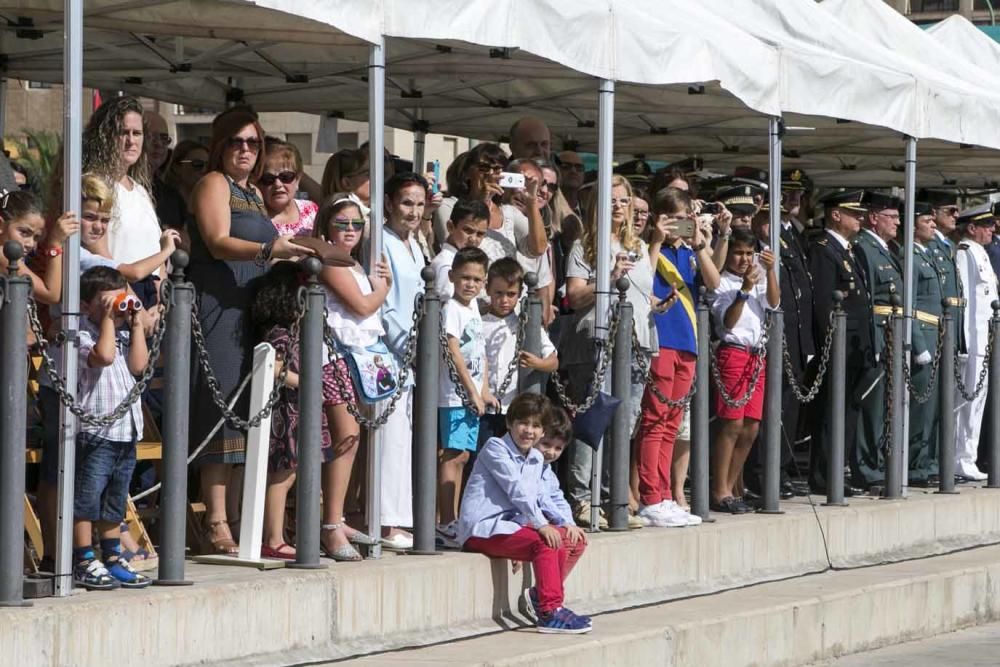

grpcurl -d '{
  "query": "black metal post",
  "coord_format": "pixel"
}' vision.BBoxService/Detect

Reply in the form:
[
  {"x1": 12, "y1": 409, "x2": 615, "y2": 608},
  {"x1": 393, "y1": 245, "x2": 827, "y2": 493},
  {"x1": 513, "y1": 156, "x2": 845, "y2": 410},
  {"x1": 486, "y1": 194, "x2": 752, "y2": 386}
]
[
  {"x1": 825, "y1": 292, "x2": 848, "y2": 507},
  {"x1": 154, "y1": 251, "x2": 194, "y2": 586},
  {"x1": 290, "y1": 257, "x2": 326, "y2": 569},
  {"x1": 885, "y1": 294, "x2": 904, "y2": 499},
  {"x1": 761, "y1": 309, "x2": 784, "y2": 514},
  {"x1": 411, "y1": 267, "x2": 441, "y2": 554},
  {"x1": 937, "y1": 300, "x2": 957, "y2": 494},
  {"x1": 608, "y1": 277, "x2": 632, "y2": 531},
  {"x1": 691, "y1": 287, "x2": 712, "y2": 521},
  {"x1": 988, "y1": 301, "x2": 1000, "y2": 489},
  {"x1": 0, "y1": 242, "x2": 31, "y2": 606},
  {"x1": 518, "y1": 271, "x2": 543, "y2": 396}
]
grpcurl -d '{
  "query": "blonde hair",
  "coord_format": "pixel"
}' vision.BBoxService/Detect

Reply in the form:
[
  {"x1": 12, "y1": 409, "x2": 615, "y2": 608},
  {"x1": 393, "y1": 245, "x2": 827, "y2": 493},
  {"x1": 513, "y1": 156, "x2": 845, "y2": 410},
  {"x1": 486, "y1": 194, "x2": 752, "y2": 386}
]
[
  {"x1": 81, "y1": 172, "x2": 115, "y2": 214},
  {"x1": 581, "y1": 174, "x2": 639, "y2": 267}
]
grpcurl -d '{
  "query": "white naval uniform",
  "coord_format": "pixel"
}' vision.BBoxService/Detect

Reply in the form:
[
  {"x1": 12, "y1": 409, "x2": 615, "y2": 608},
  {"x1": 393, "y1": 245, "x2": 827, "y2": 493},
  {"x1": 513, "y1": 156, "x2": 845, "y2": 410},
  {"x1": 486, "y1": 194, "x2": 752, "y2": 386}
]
[{"x1": 955, "y1": 238, "x2": 997, "y2": 479}]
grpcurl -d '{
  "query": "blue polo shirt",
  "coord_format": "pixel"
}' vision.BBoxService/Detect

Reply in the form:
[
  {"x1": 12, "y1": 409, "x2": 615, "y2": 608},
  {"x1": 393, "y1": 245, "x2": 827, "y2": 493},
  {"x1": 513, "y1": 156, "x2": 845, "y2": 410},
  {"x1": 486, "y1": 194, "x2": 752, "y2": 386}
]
[{"x1": 652, "y1": 243, "x2": 699, "y2": 355}]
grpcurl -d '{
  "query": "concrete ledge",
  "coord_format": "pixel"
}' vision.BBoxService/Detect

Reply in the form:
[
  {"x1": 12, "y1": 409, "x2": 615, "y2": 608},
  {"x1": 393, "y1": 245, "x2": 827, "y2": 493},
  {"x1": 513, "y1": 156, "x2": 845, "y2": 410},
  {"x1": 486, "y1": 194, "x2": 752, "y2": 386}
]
[
  {"x1": 343, "y1": 544, "x2": 1000, "y2": 667},
  {"x1": 4, "y1": 488, "x2": 1000, "y2": 666}
]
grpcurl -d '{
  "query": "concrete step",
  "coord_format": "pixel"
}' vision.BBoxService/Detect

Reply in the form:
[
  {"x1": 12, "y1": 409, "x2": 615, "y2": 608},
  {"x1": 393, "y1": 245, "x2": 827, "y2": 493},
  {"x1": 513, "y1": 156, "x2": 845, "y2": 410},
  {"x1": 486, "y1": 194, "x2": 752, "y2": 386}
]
[
  {"x1": 5, "y1": 487, "x2": 1000, "y2": 666},
  {"x1": 338, "y1": 543, "x2": 1000, "y2": 667}
]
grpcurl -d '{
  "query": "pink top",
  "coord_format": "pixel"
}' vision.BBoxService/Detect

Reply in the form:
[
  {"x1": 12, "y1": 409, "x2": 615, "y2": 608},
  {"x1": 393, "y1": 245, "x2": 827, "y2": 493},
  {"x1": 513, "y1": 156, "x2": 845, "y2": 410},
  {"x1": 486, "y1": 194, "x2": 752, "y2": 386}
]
[{"x1": 272, "y1": 199, "x2": 319, "y2": 237}]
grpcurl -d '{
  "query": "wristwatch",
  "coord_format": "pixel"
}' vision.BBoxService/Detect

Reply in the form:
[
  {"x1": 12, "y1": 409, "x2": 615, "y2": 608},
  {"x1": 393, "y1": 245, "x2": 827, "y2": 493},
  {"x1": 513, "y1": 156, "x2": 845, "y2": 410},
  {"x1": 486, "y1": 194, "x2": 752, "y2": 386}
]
[
  {"x1": 692, "y1": 242, "x2": 707, "y2": 252},
  {"x1": 736, "y1": 290, "x2": 751, "y2": 301},
  {"x1": 39, "y1": 245, "x2": 62, "y2": 258}
]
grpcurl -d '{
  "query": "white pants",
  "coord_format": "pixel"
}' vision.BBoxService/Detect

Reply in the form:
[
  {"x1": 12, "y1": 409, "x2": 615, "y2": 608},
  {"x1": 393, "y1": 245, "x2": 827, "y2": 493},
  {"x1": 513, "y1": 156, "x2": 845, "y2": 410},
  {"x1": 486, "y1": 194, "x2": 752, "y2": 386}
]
[
  {"x1": 955, "y1": 354, "x2": 988, "y2": 477},
  {"x1": 379, "y1": 386, "x2": 413, "y2": 527}
]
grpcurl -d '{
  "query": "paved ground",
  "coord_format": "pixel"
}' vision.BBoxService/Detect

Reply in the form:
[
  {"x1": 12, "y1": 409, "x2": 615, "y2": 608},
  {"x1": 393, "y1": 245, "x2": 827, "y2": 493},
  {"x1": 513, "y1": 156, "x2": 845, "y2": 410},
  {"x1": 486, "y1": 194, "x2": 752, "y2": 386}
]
[{"x1": 820, "y1": 623, "x2": 1000, "y2": 666}]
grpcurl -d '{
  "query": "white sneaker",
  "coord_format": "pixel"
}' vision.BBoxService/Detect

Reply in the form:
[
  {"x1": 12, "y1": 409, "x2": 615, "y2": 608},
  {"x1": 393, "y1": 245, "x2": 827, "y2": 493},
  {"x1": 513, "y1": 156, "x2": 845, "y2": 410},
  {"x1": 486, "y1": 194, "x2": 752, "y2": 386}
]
[
  {"x1": 638, "y1": 503, "x2": 687, "y2": 528},
  {"x1": 958, "y1": 465, "x2": 988, "y2": 481},
  {"x1": 435, "y1": 521, "x2": 460, "y2": 549},
  {"x1": 661, "y1": 501, "x2": 702, "y2": 526}
]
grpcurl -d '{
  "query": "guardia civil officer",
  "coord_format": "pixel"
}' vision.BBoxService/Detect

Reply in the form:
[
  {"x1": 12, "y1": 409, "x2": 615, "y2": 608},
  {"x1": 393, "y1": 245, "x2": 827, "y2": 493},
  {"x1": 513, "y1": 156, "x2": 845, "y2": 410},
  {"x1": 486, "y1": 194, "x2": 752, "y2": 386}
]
[
  {"x1": 807, "y1": 191, "x2": 874, "y2": 495},
  {"x1": 907, "y1": 202, "x2": 945, "y2": 486},
  {"x1": 852, "y1": 192, "x2": 904, "y2": 491},
  {"x1": 954, "y1": 204, "x2": 998, "y2": 482}
]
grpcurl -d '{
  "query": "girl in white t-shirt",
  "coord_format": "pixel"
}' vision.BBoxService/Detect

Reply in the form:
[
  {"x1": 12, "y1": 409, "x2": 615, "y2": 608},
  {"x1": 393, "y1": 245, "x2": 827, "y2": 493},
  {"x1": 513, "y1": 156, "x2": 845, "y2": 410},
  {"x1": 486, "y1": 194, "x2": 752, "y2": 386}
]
[{"x1": 314, "y1": 193, "x2": 391, "y2": 560}]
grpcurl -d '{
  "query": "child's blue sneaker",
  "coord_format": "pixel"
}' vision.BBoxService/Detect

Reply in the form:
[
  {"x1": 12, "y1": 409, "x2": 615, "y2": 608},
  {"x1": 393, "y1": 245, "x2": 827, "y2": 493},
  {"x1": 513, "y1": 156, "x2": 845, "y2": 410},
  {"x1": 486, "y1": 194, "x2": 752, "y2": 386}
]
[
  {"x1": 536, "y1": 607, "x2": 592, "y2": 634},
  {"x1": 106, "y1": 557, "x2": 152, "y2": 589},
  {"x1": 521, "y1": 587, "x2": 541, "y2": 622},
  {"x1": 74, "y1": 558, "x2": 119, "y2": 591}
]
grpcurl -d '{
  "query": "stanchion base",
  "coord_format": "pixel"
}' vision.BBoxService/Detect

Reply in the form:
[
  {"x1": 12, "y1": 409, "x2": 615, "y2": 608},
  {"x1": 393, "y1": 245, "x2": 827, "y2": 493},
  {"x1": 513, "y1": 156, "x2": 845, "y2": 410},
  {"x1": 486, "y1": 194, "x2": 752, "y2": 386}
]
[
  {"x1": 286, "y1": 562, "x2": 328, "y2": 570},
  {"x1": 605, "y1": 527, "x2": 631, "y2": 532},
  {"x1": 0, "y1": 600, "x2": 32, "y2": 608},
  {"x1": 986, "y1": 484, "x2": 1000, "y2": 489},
  {"x1": 934, "y1": 490, "x2": 961, "y2": 495},
  {"x1": 757, "y1": 510, "x2": 785, "y2": 515},
  {"x1": 822, "y1": 501, "x2": 849, "y2": 507},
  {"x1": 193, "y1": 554, "x2": 287, "y2": 570},
  {"x1": 152, "y1": 579, "x2": 194, "y2": 587},
  {"x1": 24, "y1": 574, "x2": 52, "y2": 599},
  {"x1": 401, "y1": 549, "x2": 442, "y2": 556},
  {"x1": 692, "y1": 515, "x2": 716, "y2": 523}
]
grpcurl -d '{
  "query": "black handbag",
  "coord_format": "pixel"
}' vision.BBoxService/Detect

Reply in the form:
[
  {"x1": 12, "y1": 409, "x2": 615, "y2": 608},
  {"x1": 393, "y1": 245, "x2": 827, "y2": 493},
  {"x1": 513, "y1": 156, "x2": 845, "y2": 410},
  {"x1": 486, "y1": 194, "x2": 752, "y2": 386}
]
[{"x1": 571, "y1": 390, "x2": 623, "y2": 450}]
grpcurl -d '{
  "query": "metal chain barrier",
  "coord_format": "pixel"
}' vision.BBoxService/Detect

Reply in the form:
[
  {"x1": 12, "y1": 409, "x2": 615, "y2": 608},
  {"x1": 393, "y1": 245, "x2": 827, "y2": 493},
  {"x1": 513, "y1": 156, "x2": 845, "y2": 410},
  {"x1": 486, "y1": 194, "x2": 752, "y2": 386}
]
[
  {"x1": 708, "y1": 311, "x2": 773, "y2": 410},
  {"x1": 493, "y1": 295, "x2": 530, "y2": 405},
  {"x1": 549, "y1": 301, "x2": 621, "y2": 415},
  {"x1": 901, "y1": 317, "x2": 946, "y2": 405},
  {"x1": 878, "y1": 315, "x2": 895, "y2": 456},
  {"x1": 783, "y1": 310, "x2": 836, "y2": 404},
  {"x1": 631, "y1": 329, "x2": 696, "y2": 410},
  {"x1": 326, "y1": 292, "x2": 425, "y2": 430},
  {"x1": 190, "y1": 284, "x2": 300, "y2": 430},
  {"x1": 954, "y1": 317, "x2": 994, "y2": 402},
  {"x1": 28, "y1": 282, "x2": 170, "y2": 428}
]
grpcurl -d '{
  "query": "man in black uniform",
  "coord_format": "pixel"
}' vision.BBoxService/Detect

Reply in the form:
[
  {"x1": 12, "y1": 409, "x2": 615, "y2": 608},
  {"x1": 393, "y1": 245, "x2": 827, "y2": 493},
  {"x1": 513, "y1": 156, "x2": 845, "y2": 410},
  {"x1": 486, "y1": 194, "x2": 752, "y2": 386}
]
[{"x1": 807, "y1": 190, "x2": 875, "y2": 495}]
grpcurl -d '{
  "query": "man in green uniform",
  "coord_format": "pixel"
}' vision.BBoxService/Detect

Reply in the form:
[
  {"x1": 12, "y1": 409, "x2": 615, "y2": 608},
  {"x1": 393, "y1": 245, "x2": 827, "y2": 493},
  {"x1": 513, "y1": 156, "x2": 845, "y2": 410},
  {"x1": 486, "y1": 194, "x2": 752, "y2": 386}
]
[
  {"x1": 853, "y1": 192, "x2": 903, "y2": 491},
  {"x1": 908, "y1": 202, "x2": 945, "y2": 486}
]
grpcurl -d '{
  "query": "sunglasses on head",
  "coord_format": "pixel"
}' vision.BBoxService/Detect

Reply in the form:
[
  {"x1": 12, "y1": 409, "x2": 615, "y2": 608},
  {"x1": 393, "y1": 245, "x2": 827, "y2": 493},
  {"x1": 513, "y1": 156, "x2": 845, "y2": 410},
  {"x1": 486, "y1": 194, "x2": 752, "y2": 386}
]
[
  {"x1": 259, "y1": 170, "x2": 297, "y2": 187},
  {"x1": 226, "y1": 136, "x2": 262, "y2": 151},
  {"x1": 331, "y1": 219, "x2": 365, "y2": 231},
  {"x1": 178, "y1": 158, "x2": 207, "y2": 170}
]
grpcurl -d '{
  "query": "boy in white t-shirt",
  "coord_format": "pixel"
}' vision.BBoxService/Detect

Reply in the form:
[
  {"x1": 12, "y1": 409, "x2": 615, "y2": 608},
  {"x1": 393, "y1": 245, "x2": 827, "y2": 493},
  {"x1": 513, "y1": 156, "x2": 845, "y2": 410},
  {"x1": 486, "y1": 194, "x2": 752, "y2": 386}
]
[
  {"x1": 429, "y1": 199, "x2": 489, "y2": 298},
  {"x1": 708, "y1": 227, "x2": 779, "y2": 514},
  {"x1": 437, "y1": 247, "x2": 499, "y2": 546},
  {"x1": 483, "y1": 257, "x2": 558, "y2": 416}
]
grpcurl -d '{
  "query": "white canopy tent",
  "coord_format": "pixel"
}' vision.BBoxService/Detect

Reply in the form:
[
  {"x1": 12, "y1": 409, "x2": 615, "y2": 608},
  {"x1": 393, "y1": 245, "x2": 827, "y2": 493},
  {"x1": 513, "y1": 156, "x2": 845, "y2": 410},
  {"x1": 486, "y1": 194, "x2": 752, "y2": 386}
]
[{"x1": 926, "y1": 14, "x2": 1000, "y2": 70}]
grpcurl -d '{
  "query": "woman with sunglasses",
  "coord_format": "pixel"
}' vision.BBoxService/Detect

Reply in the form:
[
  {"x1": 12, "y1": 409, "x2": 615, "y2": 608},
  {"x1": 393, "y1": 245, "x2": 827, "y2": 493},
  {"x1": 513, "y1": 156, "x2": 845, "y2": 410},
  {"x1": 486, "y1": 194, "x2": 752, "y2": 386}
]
[
  {"x1": 259, "y1": 139, "x2": 318, "y2": 237},
  {"x1": 188, "y1": 110, "x2": 312, "y2": 556},
  {"x1": 312, "y1": 194, "x2": 391, "y2": 559}
]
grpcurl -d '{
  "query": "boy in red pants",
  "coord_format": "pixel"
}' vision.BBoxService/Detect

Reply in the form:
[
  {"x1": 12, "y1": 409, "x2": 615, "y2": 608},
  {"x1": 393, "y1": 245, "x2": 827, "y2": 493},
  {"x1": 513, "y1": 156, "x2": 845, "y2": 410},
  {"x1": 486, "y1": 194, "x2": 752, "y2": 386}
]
[{"x1": 458, "y1": 393, "x2": 591, "y2": 634}]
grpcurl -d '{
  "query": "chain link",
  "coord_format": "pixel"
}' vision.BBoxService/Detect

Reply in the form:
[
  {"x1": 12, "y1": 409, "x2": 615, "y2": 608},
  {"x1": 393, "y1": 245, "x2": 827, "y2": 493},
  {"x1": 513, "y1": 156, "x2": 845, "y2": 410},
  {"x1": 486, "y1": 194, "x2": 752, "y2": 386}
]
[
  {"x1": 493, "y1": 295, "x2": 530, "y2": 406},
  {"x1": 954, "y1": 316, "x2": 995, "y2": 402},
  {"x1": 190, "y1": 284, "x2": 299, "y2": 430},
  {"x1": 783, "y1": 310, "x2": 836, "y2": 404},
  {"x1": 29, "y1": 281, "x2": 170, "y2": 428},
  {"x1": 708, "y1": 310, "x2": 772, "y2": 410},
  {"x1": 631, "y1": 328, "x2": 696, "y2": 409},
  {"x1": 901, "y1": 317, "x2": 946, "y2": 405},
  {"x1": 878, "y1": 315, "x2": 895, "y2": 457},
  {"x1": 549, "y1": 301, "x2": 621, "y2": 415},
  {"x1": 326, "y1": 292, "x2": 425, "y2": 430}
]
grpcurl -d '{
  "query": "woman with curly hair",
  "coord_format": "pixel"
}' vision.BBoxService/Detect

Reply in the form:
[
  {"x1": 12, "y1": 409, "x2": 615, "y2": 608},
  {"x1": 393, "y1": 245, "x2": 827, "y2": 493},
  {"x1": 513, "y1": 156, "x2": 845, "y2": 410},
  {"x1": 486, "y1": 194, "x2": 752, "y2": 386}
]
[{"x1": 82, "y1": 96, "x2": 161, "y2": 271}]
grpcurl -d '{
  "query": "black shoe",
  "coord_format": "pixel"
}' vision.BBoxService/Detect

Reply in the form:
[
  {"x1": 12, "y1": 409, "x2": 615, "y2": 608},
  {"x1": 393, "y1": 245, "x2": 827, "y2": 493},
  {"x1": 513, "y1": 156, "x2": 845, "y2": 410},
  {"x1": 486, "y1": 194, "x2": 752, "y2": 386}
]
[
  {"x1": 780, "y1": 481, "x2": 795, "y2": 500},
  {"x1": 734, "y1": 496, "x2": 757, "y2": 513},
  {"x1": 711, "y1": 496, "x2": 752, "y2": 514},
  {"x1": 743, "y1": 488, "x2": 761, "y2": 501}
]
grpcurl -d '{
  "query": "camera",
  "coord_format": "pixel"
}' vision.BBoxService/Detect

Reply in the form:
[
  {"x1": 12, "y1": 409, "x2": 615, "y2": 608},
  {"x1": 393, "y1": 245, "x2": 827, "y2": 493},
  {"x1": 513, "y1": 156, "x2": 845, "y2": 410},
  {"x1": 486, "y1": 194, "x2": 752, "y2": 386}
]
[
  {"x1": 701, "y1": 202, "x2": 721, "y2": 214},
  {"x1": 498, "y1": 172, "x2": 526, "y2": 189},
  {"x1": 626, "y1": 251, "x2": 640, "y2": 263}
]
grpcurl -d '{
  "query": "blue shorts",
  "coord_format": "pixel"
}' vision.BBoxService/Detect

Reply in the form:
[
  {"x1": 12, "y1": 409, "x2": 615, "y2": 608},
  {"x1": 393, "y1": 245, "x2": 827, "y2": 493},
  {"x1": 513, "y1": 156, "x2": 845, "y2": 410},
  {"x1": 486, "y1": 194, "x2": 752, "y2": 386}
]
[
  {"x1": 438, "y1": 407, "x2": 480, "y2": 452},
  {"x1": 74, "y1": 432, "x2": 137, "y2": 523}
]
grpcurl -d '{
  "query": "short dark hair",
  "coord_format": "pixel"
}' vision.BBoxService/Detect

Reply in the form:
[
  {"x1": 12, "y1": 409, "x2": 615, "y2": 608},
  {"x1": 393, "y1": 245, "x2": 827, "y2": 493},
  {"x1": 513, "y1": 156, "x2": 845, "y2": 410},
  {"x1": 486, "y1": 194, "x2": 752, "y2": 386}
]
[
  {"x1": 506, "y1": 392, "x2": 551, "y2": 427},
  {"x1": 385, "y1": 171, "x2": 429, "y2": 200},
  {"x1": 449, "y1": 199, "x2": 489, "y2": 225},
  {"x1": 728, "y1": 227, "x2": 756, "y2": 250},
  {"x1": 80, "y1": 266, "x2": 127, "y2": 303},
  {"x1": 543, "y1": 406, "x2": 573, "y2": 443},
  {"x1": 652, "y1": 186, "x2": 692, "y2": 218},
  {"x1": 486, "y1": 256, "x2": 523, "y2": 288},
  {"x1": 451, "y1": 246, "x2": 489, "y2": 273}
]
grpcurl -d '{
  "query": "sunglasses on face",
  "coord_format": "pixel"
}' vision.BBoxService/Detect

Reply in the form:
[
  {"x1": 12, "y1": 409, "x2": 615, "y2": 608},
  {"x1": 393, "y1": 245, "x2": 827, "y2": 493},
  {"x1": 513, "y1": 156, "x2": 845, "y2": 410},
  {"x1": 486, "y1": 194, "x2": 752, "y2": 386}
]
[
  {"x1": 634, "y1": 210, "x2": 649, "y2": 219},
  {"x1": 540, "y1": 181, "x2": 558, "y2": 192},
  {"x1": 259, "y1": 170, "x2": 297, "y2": 187},
  {"x1": 178, "y1": 158, "x2": 207, "y2": 171},
  {"x1": 331, "y1": 219, "x2": 365, "y2": 231},
  {"x1": 226, "y1": 136, "x2": 262, "y2": 151},
  {"x1": 477, "y1": 162, "x2": 503, "y2": 174}
]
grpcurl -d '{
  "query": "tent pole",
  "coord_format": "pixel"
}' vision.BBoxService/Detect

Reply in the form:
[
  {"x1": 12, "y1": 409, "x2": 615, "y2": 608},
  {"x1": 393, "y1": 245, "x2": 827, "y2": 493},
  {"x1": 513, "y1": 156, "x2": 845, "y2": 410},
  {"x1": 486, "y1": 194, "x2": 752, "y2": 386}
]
[
  {"x1": 588, "y1": 79, "x2": 614, "y2": 531},
  {"x1": 365, "y1": 36, "x2": 385, "y2": 557},
  {"x1": 54, "y1": 0, "x2": 83, "y2": 597},
  {"x1": 0, "y1": 78, "x2": 7, "y2": 137},
  {"x1": 901, "y1": 136, "x2": 917, "y2": 494},
  {"x1": 413, "y1": 109, "x2": 426, "y2": 174},
  {"x1": 761, "y1": 116, "x2": 784, "y2": 514}
]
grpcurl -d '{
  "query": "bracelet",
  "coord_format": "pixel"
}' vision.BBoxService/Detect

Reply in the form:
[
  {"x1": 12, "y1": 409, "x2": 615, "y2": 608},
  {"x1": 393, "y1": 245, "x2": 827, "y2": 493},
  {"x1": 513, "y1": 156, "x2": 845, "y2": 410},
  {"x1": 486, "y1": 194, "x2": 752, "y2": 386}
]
[
  {"x1": 720, "y1": 229, "x2": 732, "y2": 241},
  {"x1": 254, "y1": 240, "x2": 273, "y2": 267},
  {"x1": 736, "y1": 290, "x2": 751, "y2": 301},
  {"x1": 692, "y1": 242, "x2": 706, "y2": 252}
]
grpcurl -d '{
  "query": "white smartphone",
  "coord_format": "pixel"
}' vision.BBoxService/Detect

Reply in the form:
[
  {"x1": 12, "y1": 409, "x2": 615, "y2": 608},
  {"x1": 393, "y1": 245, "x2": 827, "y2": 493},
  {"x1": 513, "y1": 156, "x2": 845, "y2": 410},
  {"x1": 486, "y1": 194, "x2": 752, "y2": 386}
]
[{"x1": 499, "y1": 172, "x2": 525, "y2": 189}]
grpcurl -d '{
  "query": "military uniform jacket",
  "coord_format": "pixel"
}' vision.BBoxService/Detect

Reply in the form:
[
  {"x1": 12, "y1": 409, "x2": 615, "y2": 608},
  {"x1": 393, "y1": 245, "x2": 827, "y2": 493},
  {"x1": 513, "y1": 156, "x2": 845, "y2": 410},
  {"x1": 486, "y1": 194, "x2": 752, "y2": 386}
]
[
  {"x1": 854, "y1": 229, "x2": 901, "y2": 358},
  {"x1": 911, "y1": 243, "x2": 945, "y2": 358},
  {"x1": 808, "y1": 230, "x2": 875, "y2": 365},
  {"x1": 927, "y1": 233, "x2": 966, "y2": 354},
  {"x1": 779, "y1": 223, "x2": 816, "y2": 366},
  {"x1": 956, "y1": 239, "x2": 998, "y2": 357}
]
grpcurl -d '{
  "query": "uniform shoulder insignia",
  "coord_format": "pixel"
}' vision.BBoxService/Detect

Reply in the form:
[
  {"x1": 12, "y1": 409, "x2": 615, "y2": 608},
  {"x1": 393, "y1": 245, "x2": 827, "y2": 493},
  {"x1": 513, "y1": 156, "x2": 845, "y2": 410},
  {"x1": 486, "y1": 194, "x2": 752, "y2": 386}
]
[
  {"x1": 816, "y1": 237, "x2": 828, "y2": 246},
  {"x1": 958, "y1": 242, "x2": 970, "y2": 250}
]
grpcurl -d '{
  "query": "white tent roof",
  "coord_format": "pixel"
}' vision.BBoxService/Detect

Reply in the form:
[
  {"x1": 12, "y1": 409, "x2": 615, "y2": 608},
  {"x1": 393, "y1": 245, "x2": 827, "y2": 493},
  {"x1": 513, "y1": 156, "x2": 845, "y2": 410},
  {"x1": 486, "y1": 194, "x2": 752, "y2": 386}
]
[{"x1": 925, "y1": 14, "x2": 1000, "y2": 71}]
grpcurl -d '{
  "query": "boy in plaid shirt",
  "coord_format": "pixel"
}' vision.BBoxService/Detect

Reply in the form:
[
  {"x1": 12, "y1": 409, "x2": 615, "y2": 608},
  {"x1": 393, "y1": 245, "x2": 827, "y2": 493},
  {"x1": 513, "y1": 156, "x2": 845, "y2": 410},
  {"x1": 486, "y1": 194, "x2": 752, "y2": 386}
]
[{"x1": 64, "y1": 266, "x2": 150, "y2": 589}]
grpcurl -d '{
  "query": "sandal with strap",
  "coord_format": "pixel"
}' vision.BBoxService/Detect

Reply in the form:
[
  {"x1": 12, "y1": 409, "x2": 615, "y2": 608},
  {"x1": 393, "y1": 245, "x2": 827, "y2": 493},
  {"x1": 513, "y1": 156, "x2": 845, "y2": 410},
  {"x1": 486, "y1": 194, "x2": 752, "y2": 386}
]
[
  {"x1": 321, "y1": 524, "x2": 362, "y2": 562},
  {"x1": 340, "y1": 517, "x2": 379, "y2": 546},
  {"x1": 261, "y1": 542, "x2": 297, "y2": 560},
  {"x1": 204, "y1": 519, "x2": 239, "y2": 555}
]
